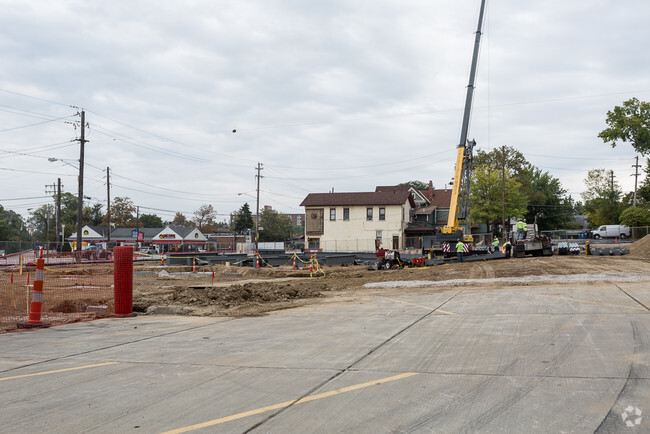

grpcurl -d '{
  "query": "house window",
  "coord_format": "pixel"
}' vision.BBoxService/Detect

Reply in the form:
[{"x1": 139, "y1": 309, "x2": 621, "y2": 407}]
[
  {"x1": 379, "y1": 207, "x2": 386, "y2": 221},
  {"x1": 367, "y1": 208, "x2": 373, "y2": 221},
  {"x1": 343, "y1": 208, "x2": 350, "y2": 221},
  {"x1": 376, "y1": 231, "x2": 382, "y2": 244},
  {"x1": 308, "y1": 237, "x2": 320, "y2": 250},
  {"x1": 330, "y1": 208, "x2": 336, "y2": 221}
]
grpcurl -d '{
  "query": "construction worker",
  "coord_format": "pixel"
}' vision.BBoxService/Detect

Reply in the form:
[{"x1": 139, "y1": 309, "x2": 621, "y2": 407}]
[
  {"x1": 585, "y1": 240, "x2": 591, "y2": 256},
  {"x1": 504, "y1": 240, "x2": 512, "y2": 258},
  {"x1": 516, "y1": 219, "x2": 524, "y2": 240},
  {"x1": 492, "y1": 237, "x2": 499, "y2": 253},
  {"x1": 456, "y1": 239, "x2": 465, "y2": 263},
  {"x1": 376, "y1": 245, "x2": 386, "y2": 269},
  {"x1": 523, "y1": 220, "x2": 528, "y2": 239}
]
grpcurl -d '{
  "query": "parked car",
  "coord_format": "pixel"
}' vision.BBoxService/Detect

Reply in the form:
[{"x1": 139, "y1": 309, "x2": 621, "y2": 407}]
[
  {"x1": 138, "y1": 247, "x2": 155, "y2": 254},
  {"x1": 590, "y1": 225, "x2": 630, "y2": 239}
]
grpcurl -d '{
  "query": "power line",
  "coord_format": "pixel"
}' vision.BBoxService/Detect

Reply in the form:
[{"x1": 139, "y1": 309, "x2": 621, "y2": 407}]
[
  {"x1": 0, "y1": 115, "x2": 74, "y2": 133},
  {"x1": 0, "y1": 195, "x2": 52, "y2": 201},
  {"x1": 0, "y1": 87, "x2": 71, "y2": 107}
]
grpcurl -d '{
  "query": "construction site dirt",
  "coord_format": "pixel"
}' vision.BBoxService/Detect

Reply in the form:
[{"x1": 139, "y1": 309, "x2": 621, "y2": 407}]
[{"x1": 132, "y1": 236, "x2": 650, "y2": 318}]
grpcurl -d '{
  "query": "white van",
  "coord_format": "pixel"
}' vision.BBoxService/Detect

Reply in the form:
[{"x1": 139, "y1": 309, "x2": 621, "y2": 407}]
[{"x1": 590, "y1": 225, "x2": 630, "y2": 239}]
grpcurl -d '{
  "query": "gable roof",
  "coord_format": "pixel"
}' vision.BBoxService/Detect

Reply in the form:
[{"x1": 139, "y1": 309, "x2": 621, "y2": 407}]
[
  {"x1": 422, "y1": 188, "x2": 452, "y2": 208},
  {"x1": 110, "y1": 227, "x2": 163, "y2": 240},
  {"x1": 301, "y1": 185, "x2": 415, "y2": 208},
  {"x1": 87, "y1": 226, "x2": 110, "y2": 237}
]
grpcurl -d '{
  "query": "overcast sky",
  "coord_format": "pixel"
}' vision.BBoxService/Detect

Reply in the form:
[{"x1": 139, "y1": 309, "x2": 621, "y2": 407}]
[{"x1": 1, "y1": 0, "x2": 648, "y2": 223}]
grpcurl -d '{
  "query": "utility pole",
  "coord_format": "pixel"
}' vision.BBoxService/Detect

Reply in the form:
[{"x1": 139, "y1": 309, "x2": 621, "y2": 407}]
[
  {"x1": 255, "y1": 162, "x2": 263, "y2": 253},
  {"x1": 106, "y1": 167, "x2": 111, "y2": 243},
  {"x1": 57, "y1": 178, "x2": 62, "y2": 249},
  {"x1": 45, "y1": 183, "x2": 57, "y2": 244},
  {"x1": 632, "y1": 156, "x2": 641, "y2": 206},
  {"x1": 136, "y1": 206, "x2": 140, "y2": 250},
  {"x1": 501, "y1": 146, "x2": 506, "y2": 240},
  {"x1": 610, "y1": 170, "x2": 615, "y2": 192},
  {"x1": 76, "y1": 110, "x2": 87, "y2": 252}
]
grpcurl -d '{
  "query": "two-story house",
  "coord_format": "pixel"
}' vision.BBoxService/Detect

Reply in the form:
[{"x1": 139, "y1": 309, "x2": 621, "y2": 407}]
[{"x1": 300, "y1": 186, "x2": 416, "y2": 252}]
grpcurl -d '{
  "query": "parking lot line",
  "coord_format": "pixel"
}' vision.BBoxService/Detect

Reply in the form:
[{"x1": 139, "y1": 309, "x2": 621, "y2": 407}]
[
  {"x1": 0, "y1": 362, "x2": 118, "y2": 382},
  {"x1": 162, "y1": 372, "x2": 418, "y2": 434}
]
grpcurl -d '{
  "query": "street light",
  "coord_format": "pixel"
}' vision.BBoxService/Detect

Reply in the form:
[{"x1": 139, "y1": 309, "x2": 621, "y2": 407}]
[{"x1": 47, "y1": 157, "x2": 78, "y2": 168}]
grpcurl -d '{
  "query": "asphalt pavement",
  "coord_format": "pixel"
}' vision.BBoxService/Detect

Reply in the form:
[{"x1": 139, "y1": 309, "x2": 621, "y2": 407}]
[{"x1": 1, "y1": 280, "x2": 648, "y2": 433}]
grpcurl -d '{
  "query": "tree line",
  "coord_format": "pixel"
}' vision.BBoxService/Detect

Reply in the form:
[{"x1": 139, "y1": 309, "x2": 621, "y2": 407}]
[
  {"x1": 0, "y1": 197, "x2": 298, "y2": 246},
  {"x1": 414, "y1": 97, "x2": 650, "y2": 236}
]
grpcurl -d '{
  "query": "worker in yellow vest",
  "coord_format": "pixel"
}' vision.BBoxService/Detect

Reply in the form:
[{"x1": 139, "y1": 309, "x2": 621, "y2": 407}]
[
  {"x1": 456, "y1": 240, "x2": 465, "y2": 263},
  {"x1": 516, "y1": 219, "x2": 525, "y2": 240}
]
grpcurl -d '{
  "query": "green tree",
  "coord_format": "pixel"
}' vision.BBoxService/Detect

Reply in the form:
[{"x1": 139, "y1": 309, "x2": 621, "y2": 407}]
[
  {"x1": 474, "y1": 146, "x2": 534, "y2": 234},
  {"x1": 470, "y1": 164, "x2": 528, "y2": 234},
  {"x1": 619, "y1": 206, "x2": 650, "y2": 227},
  {"x1": 599, "y1": 98, "x2": 650, "y2": 155},
  {"x1": 233, "y1": 203, "x2": 254, "y2": 234},
  {"x1": 258, "y1": 209, "x2": 292, "y2": 242},
  {"x1": 581, "y1": 169, "x2": 624, "y2": 226},
  {"x1": 104, "y1": 197, "x2": 135, "y2": 227},
  {"x1": 0, "y1": 207, "x2": 28, "y2": 252},
  {"x1": 525, "y1": 168, "x2": 574, "y2": 230},
  {"x1": 140, "y1": 213, "x2": 163, "y2": 228},
  {"x1": 84, "y1": 203, "x2": 104, "y2": 226},
  {"x1": 398, "y1": 181, "x2": 429, "y2": 190},
  {"x1": 172, "y1": 212, "x2": 189, "y2": 227},
  {"x1": 0, "y1": 205, "x2": 22, "y2": 241},
  {"x1": 473, "y1": 146, "x2": 531, "y2": 177},
  {"x1": 193, "y1": 204, "x2": 216, "y2": 230},
  {"x1": 28, "y1": 205, "x2": 56, "y2": 242},
  {"x1": 60, "y1": 192, "x2": 80, "y2": 233}
]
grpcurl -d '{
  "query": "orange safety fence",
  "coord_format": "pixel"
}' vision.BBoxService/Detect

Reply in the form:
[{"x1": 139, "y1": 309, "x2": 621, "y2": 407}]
[{"x1": 0, "y1": 255, "x2": 114, "y2": 333}]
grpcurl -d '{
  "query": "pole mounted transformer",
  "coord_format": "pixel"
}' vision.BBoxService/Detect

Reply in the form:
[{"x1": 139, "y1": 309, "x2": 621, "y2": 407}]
[{"x1": 442, "y1": 0, "x2": 486, "y2": 242}]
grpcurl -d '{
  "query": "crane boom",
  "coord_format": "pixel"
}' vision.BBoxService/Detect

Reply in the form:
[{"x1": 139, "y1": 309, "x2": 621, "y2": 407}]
[{"x1": 442, "y1": 0, "x2": 486, "y2": 240}]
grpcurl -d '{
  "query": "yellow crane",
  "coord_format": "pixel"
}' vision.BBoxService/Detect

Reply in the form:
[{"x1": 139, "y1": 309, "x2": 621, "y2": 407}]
[{"x1": 440, "y1": 0, "x2": 486, "y2": 244}]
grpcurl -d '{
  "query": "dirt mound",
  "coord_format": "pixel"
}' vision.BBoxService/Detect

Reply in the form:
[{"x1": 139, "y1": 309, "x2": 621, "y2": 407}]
[
  {"x1": 131, "y1": 254, "x2": 650, "y2": 317},
  {"x1": 630, "y1": 234, "x2": 650, "y2": 258},
  {"x1": 133, "y1": 277, "x2": 333, "y2": 317}
]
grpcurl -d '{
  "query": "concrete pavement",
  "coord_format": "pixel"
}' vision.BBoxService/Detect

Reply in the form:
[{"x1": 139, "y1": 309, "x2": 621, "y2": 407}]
[{"x1": 0, "y1": 281, "x2": 648, "y2": 433}]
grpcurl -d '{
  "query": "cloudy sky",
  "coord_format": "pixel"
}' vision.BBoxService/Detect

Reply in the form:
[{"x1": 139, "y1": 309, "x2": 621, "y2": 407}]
[{"x1": 1, "y1": 0, "x2": 648, "y2": 223}]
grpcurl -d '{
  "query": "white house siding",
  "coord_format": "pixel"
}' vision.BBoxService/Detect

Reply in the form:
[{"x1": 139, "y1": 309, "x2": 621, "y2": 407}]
[{"x1": 308, "y1": 202, "x2": 409, "y2": 252}]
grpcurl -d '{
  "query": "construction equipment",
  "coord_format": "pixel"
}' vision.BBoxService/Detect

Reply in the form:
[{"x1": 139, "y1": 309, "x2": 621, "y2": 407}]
[
  {"x1": 371, "y1": 250, "x2": 405, "y2": 270},
  {"x1": 512, "y1": 225, "x2": 553, "y2": 257},
  {"x1": 438, "y1": 0, "x2": 487, "y2": 251}
]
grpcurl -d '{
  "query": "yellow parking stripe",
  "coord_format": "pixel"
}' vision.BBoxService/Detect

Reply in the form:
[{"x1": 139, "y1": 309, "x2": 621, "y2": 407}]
[
  {"x1": 162, "y1": 372, "x2": 418, "y2": 434},
  {"x1": 0, "y1": 362, "x2": 118, "y2": 382}
]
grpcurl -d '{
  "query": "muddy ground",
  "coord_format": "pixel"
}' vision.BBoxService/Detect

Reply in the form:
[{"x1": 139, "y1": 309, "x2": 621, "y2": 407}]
[{"x1": 133, "y1": 239, "x2": 650, "y2": 317}]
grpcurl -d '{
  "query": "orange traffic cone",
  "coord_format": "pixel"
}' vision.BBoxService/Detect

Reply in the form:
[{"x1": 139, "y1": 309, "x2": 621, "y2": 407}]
[{"x1": 18, "y1": 257, "x2": 50, "y2": 328}]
